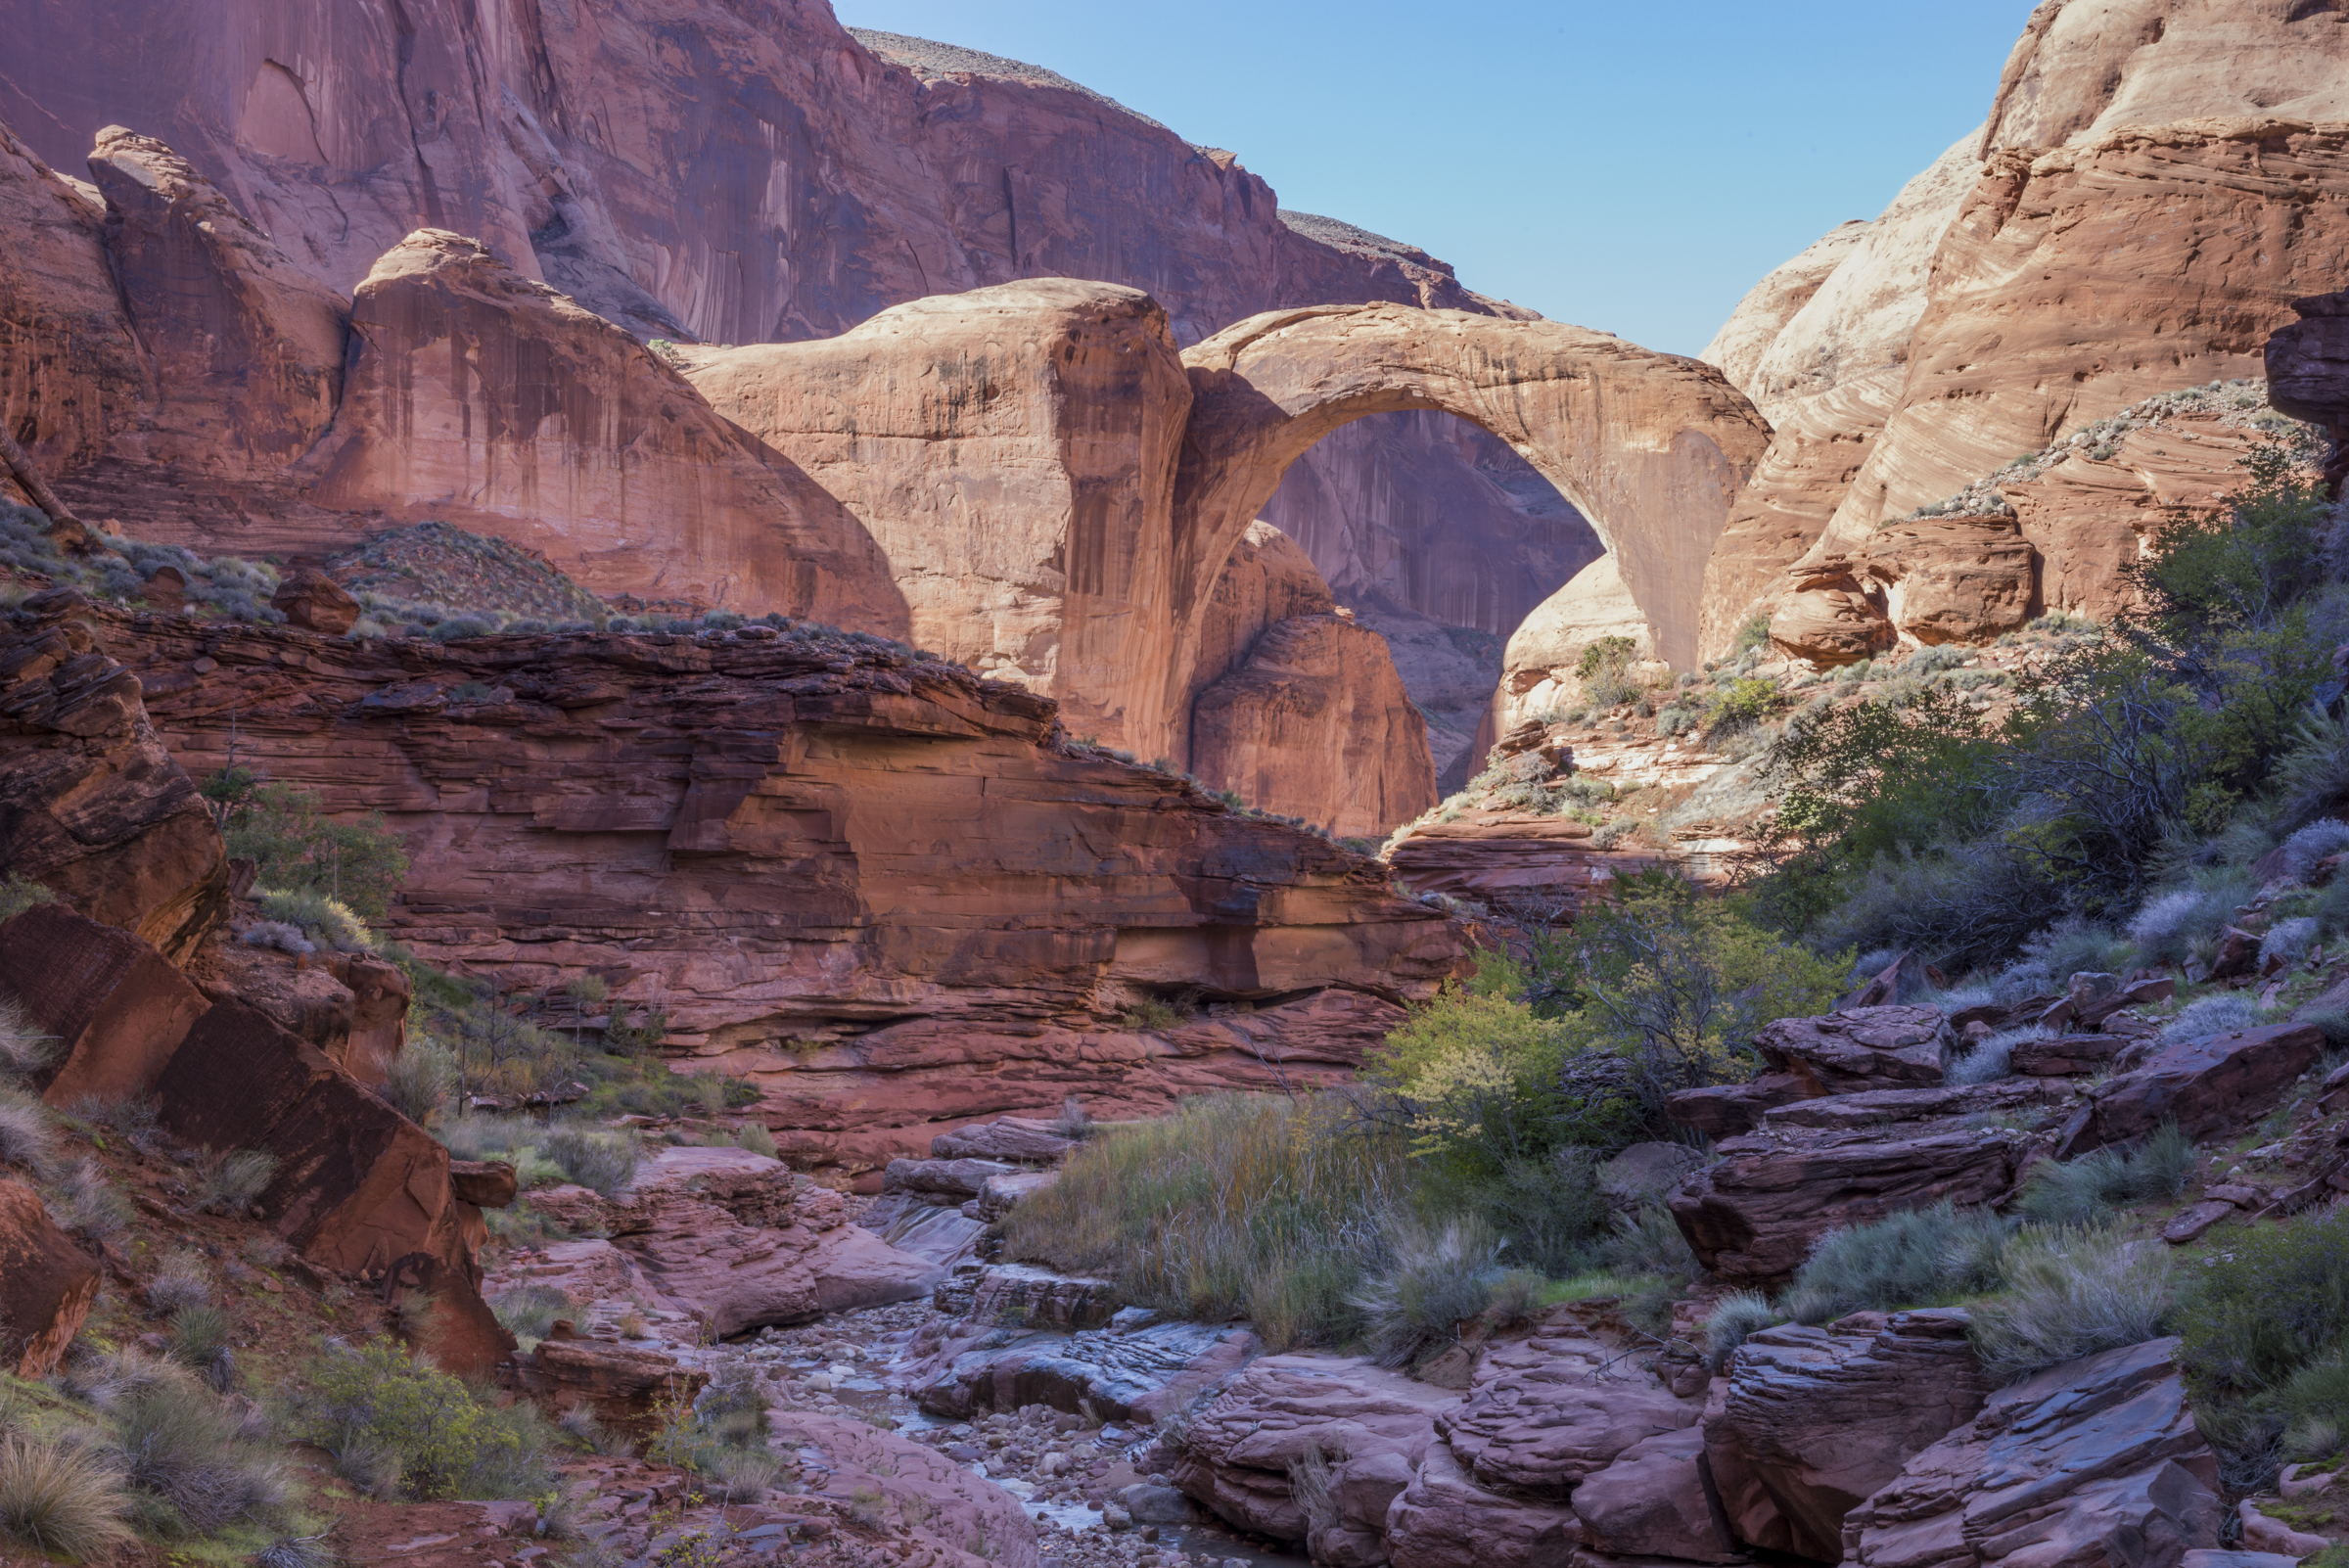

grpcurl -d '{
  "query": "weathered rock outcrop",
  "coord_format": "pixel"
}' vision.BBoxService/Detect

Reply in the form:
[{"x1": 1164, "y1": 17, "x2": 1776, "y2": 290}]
[
  {"x1": 0, "y1": 603, "x2": 229, "y2": 962},
  {"x1": 1706, "y1": 1311, "x2": 1988, "y2": 1561},
  {"x1": 1441, "y1": 1315, "x2": 1701, "y2": 1494},
  {"x1": 2054, "y1": 1023, "x2": 2325, "y2": 1160},
  {"x1": 1481, "y1": 552, "x2": 1656, "y2": 743},
  {"x1": 1571, "y1": 1427, "x2": 1739, "y2": 1562},
  {"x1": 1384, "y1": 1440, "x2": 1583, "y2": 1568},
  {"x1": 1843, "y1": 1337, "x2": 2221, "y2": 1568},
  {"x1": 1703, "y1": 4, "x2": 2349, "y2": 656},
  {"x1": 528, "y1": 1146, "x2": 939, "y2": 1333},
  {"x1": 0, "y1": 1174, "x2": 99, "y2": 1378},
  {"x1": 86, "y1": 126, "x2": 349, "y2": 481},
  {"x1": 1176, "y1": 304, "x2": 1773, "y2": 677},
  {"x1": 1669, "y1": 1121, "x2": 2029, "y2": 1284},
  {"x1": 7, "y1": 602, "x2": 1464, "y2": 1175},
  {"x1": 1755, "y1": 1006, "x2": 1953, "y2": 1095},
  {"x1": 306, "y1": 230, "x2": 905, "y2": 628},
  {"x1": 1190, "y1": 612, "x2": 1437, "y2": 837},
  {"x1": 0, "y1": 902, "x2": 207, "y2": 1107}
]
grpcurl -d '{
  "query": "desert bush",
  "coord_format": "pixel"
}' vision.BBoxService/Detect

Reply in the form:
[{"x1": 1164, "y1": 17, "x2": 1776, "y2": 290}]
[
  {"x1": 489, "y1": 1284, "x2": 576, "y2": 1344},
  {"x1": 1972, "y1": 1225, "x2": 2174, "y2": 1383},
  {"x1": 1049, "y1": 1095, "x2": 1094, "y2": 1141},
  {"x1": 0, "y1": 1433, "x2": 134, "y2": 1562},
  {"x1": 2161, "y1": 993, "x2": 2262, "y2": 1045},
  {"x1": 1002, "y1": 1093, "x2": 1407, "y2": 1350},
  {"x1": 1705, "y1": 1291, "x2": 1782, "y2": 1372},
  {"x1": 2282, "y1": 820, "x2": 2349, "y2": 882},
  {"x1": 1474, "y1": 1148, "x2": 1610, "y2": 1276},
  {"x1": 1577, "y1": 635, "x2": 1642, "y2": 709},
  {"x1": 203, "y1": 772, "x2": 409, "y2": 920},
  {"x1": 2021, "y1": 918, "x2": 2135, "y2": 984},
  {"x1": 384, "y1": 1037, "x2": 456, "y2": 1123},
  {"x1": 2130, "y1": 888, "x2": 2233, "y2": 967},
  {"x1": 734, "y1": 1122, "x2": 779, "y2": 1158},
  {"x1": 197, "y1": 1148, "x2": 280, "y2": 1212},
  {"x1": 2016, "y1": 1123, "x2": 2194, "y2": 1225},
  {"x1": 2179, "y1": 1200, "x2": 2349, "y2": 1407},
  {"x1": 1704, "y1": 677, "x2": 1783, "y2": 737},
  {"x1": 2264, "y1": 917, "x2": 2321, "y2": 966},
  {"x1": 0, "y1": 998, "x2": 59, "y2": 1085},
  {"x1": 539, "y1": 1125, "x2": 640, "y2": 1194},
  {"x1": 1593, "y1": 1203, "x2": 1700, "y2": 1280},
  {"x1": 0, "y1": 1087, "x2": 58, "y2": 1175},
  {"x1": 254, "y1": 887, "x2": 377, "y2": 952},
  {"x1": 0, "y1": 874, "x2": 57, "y2": 924},
  {"x1": 1351, "y1": 1219, "x2": 1502, "y2": 1368},
  {"x1": 1948, "y1": 1026, "x2": 2045, "y2": 1087},
  {"x1": 146, "y1": 1251, "x2": 214, "y2": 1315},
  {"x1": 45, "y1": 1157, "x2": 130, "y2": 1241},
  {"x1": 112, "y1": 1374, "x2": 285, "y2": 1535},
  {"x1": 168, "y1": 1305, "x2": 236, "y2": 1391},
  {"x1": 705, "y1": 1446, "x2": 783, "y2": 1503},
  {"x1": 2304, "y1": 1005, "x2": 2349, "y2": 1056},
  {"x1": 1368, "y1": 989, "x2": 1576, "y2": 1179},
  {"x1": 287, "y1": 1338, "x2": 555, "y2": 1499},
  {"x1": 1779, "y1": 1203, "x2": 2011, "y2": 1324}
]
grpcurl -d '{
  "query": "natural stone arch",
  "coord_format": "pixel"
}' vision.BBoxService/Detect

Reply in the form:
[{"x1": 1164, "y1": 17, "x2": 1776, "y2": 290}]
[{"x1": 1169, "y1": 303, "x2": 1774, "y2": 743}]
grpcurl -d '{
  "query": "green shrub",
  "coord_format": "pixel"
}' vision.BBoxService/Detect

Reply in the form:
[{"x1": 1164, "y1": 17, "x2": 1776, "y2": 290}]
[
  {"x1": 0, "y1": 1433, "x2": 134, "y2": 1562},
  {"x1": 254, "y1": 887, "x2": 377, "y2": 952},
  {"x1": 2179, "y1": 1201, "x2": 2349, "y2": 1406},
  {"x1": 1473, "y1": 1149, "x2": 1610, "y2": 1276},
  {"x1": 1704, "y1": 677, "x2": 1783, "y2": 737},
  {"x1": 1972, "y1": 1225, "x2": 2173, "y2": 1383},
  {"x1": 45, "y1": 1157, "x2": 130, "y2": 1241},
  {"x1": 1780, "y1": 1203, "x2": 2011, "y2": 1324},
  {"x1": 384, "y1": 1037, "x2": 455, "y2": 1124},
  {"x1": 1733, "y1": 616, "x2": 1773, "y2": 655},
  {"x1": 1368, "y1": 989, "x2": 1575, "y2": 1179},
  {"x1": 1577, "y1": 636, "x2": 1643, "y2": 708},
  {"x1": 205, "y1": 773, "x2": 410, "y2": 920},
  {"x1": 1594, "y1": 1203, "x2": 1700, "y2": 1281},
  {"x1": 734, "y1": 1122, "x2": 779, "y2": 1158},
  {"x1": 1002, "y1": 1093, "x2": 1409, "y2": 1350},
  {"x1": 287, "y1": 1338, "x2": 555, "y2": 1499},
  {"x1": 0, "y1": 875, "x2": 57, "y2": 924}
]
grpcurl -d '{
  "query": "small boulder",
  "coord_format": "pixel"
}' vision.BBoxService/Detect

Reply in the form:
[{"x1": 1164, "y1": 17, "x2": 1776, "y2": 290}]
[
  {"x1": 1754, "y1": 1005, "x2": 1952, "y2": 1095},
  {"x1": 2009, "y1": 1033, "x2": 2133, "y2": 1077},
  {"x1": 1597, "y1": 1142, "x2": 1704, "y2": 1207},
  {"x1": 2054, "y1": 1023, "x2": 2325, "y2": 1159},
  {"x1": 1666, "y1": 1073, "x2": 1817, "y2": 1136},
  {"x1": 0, "y1": 1176, "x2": 99, "y2": 1377},
  {"x1": 511, "y1": 1330, "x2": 709, "y2": 1439},
  {"x1": 449, "y1": 1160, "x2": 519, "y2": 1208},
  {"x1": 1573, "y1": 1426, "x2": 1739, "y2": 1561},
  {"x1": 1382, "y1": 1440, "x2": 1582, "y2": 1568},
  {"x1": 269, "y1": 569, "x2": 361, "y2": 634},
  {"x1": 930, "y1": 1116, "x2": 1075, "y2": 1163},
  {"x1": 142, "y1": 566, "x2": 186, "y2": 611},
  {"x1": 885, "y1": 1156, "x2": 1015, "y2": 1200}
]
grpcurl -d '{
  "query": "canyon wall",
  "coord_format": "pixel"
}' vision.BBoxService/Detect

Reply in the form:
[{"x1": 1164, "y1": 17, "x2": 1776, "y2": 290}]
[
  {"x1": 0, "y1": 2, "x2": 1594, "y2": 741},
  {"x1": 1698, "y1": 0, "x2": 2349, "y2": 658},
  {"x1": 27, "y1": 598, "x2": 1464, "y2": 1173}
]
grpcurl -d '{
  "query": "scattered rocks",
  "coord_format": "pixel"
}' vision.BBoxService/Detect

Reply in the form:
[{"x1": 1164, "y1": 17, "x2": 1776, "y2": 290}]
[{"x1": 2054, "y1": 1024, "x2": 2326, "y2": 1159}]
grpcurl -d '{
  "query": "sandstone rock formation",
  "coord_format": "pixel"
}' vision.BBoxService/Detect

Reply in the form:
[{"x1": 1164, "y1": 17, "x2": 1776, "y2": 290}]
[
  {"x1": 527, "y1": 1146, "x2": 938, "y2": 1334},
  {"x1": 0, "y1": 902, "x2": 208, "y2": 1108},
  {"x1": 1705, "y1": 1311, "x2": 1987, "y2": 1561},
  {"x1": 2054, "y1": 1023, "x2": 2324, "y2": 1159},
  {"x1": 1481, "y1": 553, "x2": 1656, "y2": 743},
  {"x1": 0, "y1": 1174, "x2": 99, "y2": 1378},
  {"x1": 679, "y1": 281, "x2": 1187, "y2": 754},
  {"x1": 1176, "y1": 303, "x2": 1773, "y2": 677},
  {"x1": 0, "y1": 602, "x2": 228, "y2": 962},
  {"x1": 1754, "y1": 1005, "x2": 1953, "y2": 1095},
  {"x1": 1703, "y1": 4, "x2": 2349, "y2": 657},
  {"x1": 0, "y1": 6, "x2": 1591, "y2": 759},
  {"x1": 7, "y1": 601, "x2": 1465, "y2": 1176},
  {"x1": 86, "y1": 126, "x2": 349, "y2": 481},
  {"x1": 309, "y1": 230, "x2": 905, "y2": 628},
  {"x1": 1842, "y1": 1337, "x2": 2221, "y2": 1568},
  {"x1": 1441, "y1": 1315, "x2": 1700, "y2": 1492},
  {"x1": 1669, "y1": 1121, "x2": 2028, "y2": 1283}
]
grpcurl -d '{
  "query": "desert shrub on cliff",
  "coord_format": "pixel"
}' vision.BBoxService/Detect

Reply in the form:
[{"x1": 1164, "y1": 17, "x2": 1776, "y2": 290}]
[
  {"x1": 205, "y1": 772, "x2": 410, "y2": 923},
  {"x1": 1778, "y1": 1203, "x2": 2012, "y2": 1324},
  {"x1": 1704, "y1": 1291, "x2": 1781, "y2": 1371}
]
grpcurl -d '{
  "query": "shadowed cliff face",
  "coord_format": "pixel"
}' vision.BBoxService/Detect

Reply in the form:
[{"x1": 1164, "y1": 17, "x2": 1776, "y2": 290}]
[{"x1": 17, "y1": 601, "x2": 1465, "y2": 1173}]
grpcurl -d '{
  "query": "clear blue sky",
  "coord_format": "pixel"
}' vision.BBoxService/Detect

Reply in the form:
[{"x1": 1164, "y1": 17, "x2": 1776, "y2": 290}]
[{"x1": 829, "y1": 0, "x2": 2038, "y2": 357}]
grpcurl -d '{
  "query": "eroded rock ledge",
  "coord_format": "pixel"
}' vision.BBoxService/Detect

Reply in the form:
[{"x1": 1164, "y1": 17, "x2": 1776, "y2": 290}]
[{"x1": 4, "y1": 598, "x2": 1466, "y2": 1175}]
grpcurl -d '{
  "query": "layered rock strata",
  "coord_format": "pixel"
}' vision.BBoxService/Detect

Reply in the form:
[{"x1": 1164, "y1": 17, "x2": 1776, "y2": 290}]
[{"x1": 5, "y1": 600, "x2": 1465, "y2": 1175}]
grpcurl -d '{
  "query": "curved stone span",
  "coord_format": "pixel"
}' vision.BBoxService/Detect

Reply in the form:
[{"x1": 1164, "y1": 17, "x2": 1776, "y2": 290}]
[{"x1": 1171, "y1": 304, "x2": 1774, "y2": 712}]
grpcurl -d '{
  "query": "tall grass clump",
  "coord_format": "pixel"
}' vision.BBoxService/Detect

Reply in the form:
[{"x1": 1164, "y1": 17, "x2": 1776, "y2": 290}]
[
  {"x1": 1705, "y1": 1291, "x2": 1782, "y2": 1371},
  {"x1": 1001, "y1": 1093, "x2": 1408, "y2": 1350},
  {"x1": 1350, "y1": 1219, "x2": 1504, "y2": 1368},
  {"x1": 2281, "y1": 818, "x2": 2349, "y2": 882},
  {"x1": 1779, "y1": 1203, "x2": 2012, "y2": 1324},
  {"x1": 1972, "y1": 1225, "x2": 2173, "y2": 1382},
  {"x1": 0, "y1": 997, "x2": 59, "y2": 1084},
  {"x1": 110, "y1": 1373, "x2": 286, "y2": 1536},
  {"x1": 2161, "y1": 993, "x2": 2262, "y2": 1045},
  {"x1": 2015, "y1": 1122, "x2": 2194, "y2": 1225},
  {"x1": 0, "y1": 1434, "x2": 133, "y2": 1562},
  {"x1": 1947, "y1": 1026, "x2": 2046, "y2": 1086}
]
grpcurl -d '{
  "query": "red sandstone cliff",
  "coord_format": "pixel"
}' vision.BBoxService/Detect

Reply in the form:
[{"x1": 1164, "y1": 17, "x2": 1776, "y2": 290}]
[{"x1": 10, "y1": 598, "x2": 1465, "y2": 1174}]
